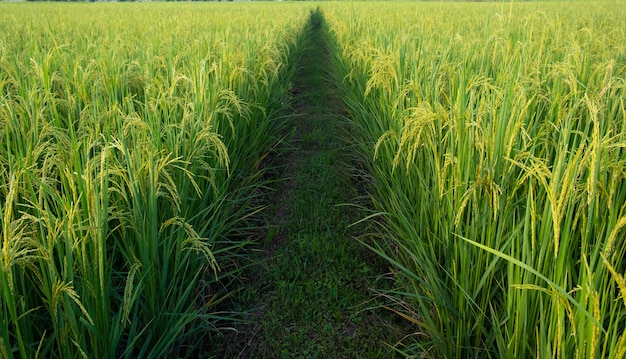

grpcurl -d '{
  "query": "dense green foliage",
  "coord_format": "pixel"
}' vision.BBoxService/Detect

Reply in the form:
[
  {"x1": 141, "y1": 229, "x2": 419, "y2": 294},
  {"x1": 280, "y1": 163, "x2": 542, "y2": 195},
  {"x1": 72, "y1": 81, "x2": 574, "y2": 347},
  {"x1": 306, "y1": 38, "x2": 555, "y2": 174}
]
[
  {"x1": 326, "y1": 1, "x2": 626, "y2": 357},
  {"x1": 0, "y1": 3, "x2": 307, "y2": 357},
  {"x1": 3, "y1": 2, "x2": 626, "y2": 358}
]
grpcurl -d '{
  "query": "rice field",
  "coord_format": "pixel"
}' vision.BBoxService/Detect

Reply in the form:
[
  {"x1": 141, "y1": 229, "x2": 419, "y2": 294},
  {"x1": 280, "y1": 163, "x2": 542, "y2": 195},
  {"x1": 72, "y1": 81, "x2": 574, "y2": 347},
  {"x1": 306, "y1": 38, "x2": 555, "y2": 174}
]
[
  {"x1": 2, "y1": 1, "x2": 626, "y2": 358},
  {"x1": 325, "y1": 1, "x2": 626, "y2": 357},
  {"x1": 0, "y1": 3, "x2": 307, "y2": 357}
]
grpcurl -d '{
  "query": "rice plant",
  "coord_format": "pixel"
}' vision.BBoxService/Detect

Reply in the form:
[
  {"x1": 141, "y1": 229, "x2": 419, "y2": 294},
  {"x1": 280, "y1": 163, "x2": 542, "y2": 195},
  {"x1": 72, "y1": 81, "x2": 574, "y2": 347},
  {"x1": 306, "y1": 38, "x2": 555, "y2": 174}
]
[
  {"x1": 325, "y1": 1, "x2": 626, "y2": 357},
  {"x1": 0, "y1": 3, "x2": 307, "y2": 357}
]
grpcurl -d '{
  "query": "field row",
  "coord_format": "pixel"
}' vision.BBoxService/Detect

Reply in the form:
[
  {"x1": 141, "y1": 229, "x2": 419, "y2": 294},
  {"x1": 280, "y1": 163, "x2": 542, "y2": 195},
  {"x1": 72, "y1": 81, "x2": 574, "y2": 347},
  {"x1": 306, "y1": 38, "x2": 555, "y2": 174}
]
[
  {"x1": 325, "y1": 1, "x2": 626, "y2": 358},
  {"x1": 0, "y1": 4, "x2": 308, "y2": 357}
]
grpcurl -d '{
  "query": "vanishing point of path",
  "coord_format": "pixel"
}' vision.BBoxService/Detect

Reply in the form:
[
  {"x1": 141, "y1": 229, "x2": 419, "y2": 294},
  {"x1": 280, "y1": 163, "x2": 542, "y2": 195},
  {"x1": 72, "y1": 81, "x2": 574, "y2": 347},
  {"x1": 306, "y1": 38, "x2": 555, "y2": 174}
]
[{"x1": 214, "y1": 10, "x2": 407, "y2": 358}]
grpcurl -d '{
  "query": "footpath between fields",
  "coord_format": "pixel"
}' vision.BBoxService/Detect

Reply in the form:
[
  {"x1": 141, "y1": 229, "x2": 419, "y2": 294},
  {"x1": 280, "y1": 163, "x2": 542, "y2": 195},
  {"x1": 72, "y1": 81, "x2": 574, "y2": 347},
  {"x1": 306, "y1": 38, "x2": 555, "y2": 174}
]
[{"x1": 211, "y1": 9, "x2": 408, "y2": 358}]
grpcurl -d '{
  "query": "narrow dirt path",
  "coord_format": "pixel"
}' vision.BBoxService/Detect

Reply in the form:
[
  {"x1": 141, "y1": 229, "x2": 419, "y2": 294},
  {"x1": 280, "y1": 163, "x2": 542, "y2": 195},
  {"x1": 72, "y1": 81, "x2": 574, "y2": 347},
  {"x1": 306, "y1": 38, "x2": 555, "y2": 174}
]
[{"x1": 213, "y1": 10, "x2": 406, "y2": 358}]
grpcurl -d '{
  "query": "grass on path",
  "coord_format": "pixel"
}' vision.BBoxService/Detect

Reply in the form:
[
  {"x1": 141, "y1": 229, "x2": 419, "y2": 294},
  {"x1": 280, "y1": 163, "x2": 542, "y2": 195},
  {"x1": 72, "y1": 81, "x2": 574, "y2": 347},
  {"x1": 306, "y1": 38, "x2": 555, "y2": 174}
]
[{"x1": 212, "y1": 9, "x2": 408, "y2": 358}]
